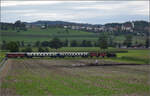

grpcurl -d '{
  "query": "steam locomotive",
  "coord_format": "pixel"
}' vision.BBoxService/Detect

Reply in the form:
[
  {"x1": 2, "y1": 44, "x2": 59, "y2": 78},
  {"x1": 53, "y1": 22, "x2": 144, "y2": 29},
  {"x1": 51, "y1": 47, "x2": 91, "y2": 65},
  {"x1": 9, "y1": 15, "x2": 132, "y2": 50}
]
[{"x1": 6, "y1": 52, "x2": 116, "y2": 58}]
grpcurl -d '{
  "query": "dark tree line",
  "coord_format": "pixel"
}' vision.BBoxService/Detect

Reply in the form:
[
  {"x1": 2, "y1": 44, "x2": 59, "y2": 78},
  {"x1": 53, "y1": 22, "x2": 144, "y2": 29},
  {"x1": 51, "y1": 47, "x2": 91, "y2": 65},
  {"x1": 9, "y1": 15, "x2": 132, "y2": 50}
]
[
  {"x1": 0, "y1": 20, "x2": 27, "y2": 31},
  {"x1": 1, "y1": 35, "x2": 149, "y2": 52}
]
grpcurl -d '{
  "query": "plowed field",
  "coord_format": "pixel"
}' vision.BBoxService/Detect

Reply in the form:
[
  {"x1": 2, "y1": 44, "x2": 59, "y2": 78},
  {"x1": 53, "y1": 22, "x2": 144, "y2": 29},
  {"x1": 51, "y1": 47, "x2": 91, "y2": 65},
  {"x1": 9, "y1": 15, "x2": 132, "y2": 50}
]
[{"x1": 0, "y1": 59, "x2": 150, "y2": 96}]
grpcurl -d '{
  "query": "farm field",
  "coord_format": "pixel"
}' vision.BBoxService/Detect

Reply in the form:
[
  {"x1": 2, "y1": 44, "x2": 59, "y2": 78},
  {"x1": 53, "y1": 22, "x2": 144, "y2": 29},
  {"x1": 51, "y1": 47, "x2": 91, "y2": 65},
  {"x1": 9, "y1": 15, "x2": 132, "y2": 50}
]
[
  {"x1": 0, "y1": 27, "x2": 147, "y2": 44},
  {"x1": 0, "y1": 27, "x2": 98, "y2": 43},
  {"x1": 117, "y1": 49, "x2": 150, "y2": 59},
  {"x1": 107, "y1": 49, "x2": 150, "y2": 64},
  {"x1": 0, "y1": 59, "x2": 150, "y2": 96}
]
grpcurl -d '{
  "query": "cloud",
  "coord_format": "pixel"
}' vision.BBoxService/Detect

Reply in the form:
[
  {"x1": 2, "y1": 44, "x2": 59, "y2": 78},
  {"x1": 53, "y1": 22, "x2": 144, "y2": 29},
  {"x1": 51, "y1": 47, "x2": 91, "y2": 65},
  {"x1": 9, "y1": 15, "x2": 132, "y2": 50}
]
[
  {"x1": 2, "y1": 9, "x2": 37, "y2": 13},
  {"x1": 1, "y1": 1, "x2": 63, "y2": 7},
  {"x1": 1, "y1": 1, "x2": 149, "y2": 24},
  {"x1": 73, "y1": 5, "x2": 114, "y2": 10}
]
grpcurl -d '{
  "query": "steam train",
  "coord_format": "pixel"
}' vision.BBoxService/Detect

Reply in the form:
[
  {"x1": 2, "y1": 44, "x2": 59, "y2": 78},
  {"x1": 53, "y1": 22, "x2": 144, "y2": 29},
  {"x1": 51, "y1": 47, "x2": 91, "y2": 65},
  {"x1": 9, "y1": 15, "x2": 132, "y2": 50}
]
[{"x1": 6, "y1": 52, "x2": 116, "y2": 58}]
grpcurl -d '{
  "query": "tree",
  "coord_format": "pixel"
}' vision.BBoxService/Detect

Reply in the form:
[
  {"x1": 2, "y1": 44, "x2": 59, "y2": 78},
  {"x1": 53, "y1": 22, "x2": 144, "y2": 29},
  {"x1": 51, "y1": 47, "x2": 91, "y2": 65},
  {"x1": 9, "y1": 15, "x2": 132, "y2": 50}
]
[
  {"x1": 16, "y1": 41, "x2": 20, "y2": 47},
  {"x1": 71, "y1": 40, "x2": 78, "y2": 47},
  {"x1": 21, "y1": 47, "x2": 32, "y2": 52},
  {"x1": 6, "y1": 41, "x2": 19, "y2": 52},
  {"x1": 98, "y1": 34, "x2": 108, "y2": 49},
  {"x1": 21, "y1": 41, "x2": 24, "y2": 47},
  {"x1": 86, "y1": 41, "x2": 93, "y2": 47},
  {"x1": 27, "y1": 44, "x2": 31, "y2": 47},
  {"x1": 49, "y1": 37, "x2": 63, "y2": 49},
  {"x1": 108, "y1": 36, "x2": 114, "y2": 47},
  {"x1": 14, "y1": 20, "x2": 21, "y2": 31},
  {"x1": 38, "y1": 47, "x2": 49, "y2": 52},
  {"x1": 45, "y1": 47, "x2": 49, "y2": 52},
  {"x1": 38, "y1": 47, "x2": 45, "y2": 52},
  {"x1": 14, "y1": 20, "x2": 27, "y2": 31},
  {"x1": 81, "y1": 40, "x2": 93, "y2": 47},
  {"x1": 35, "y1": 41, "x2": 41, "y2": 47},
  {"x1": 14, "y1": 20, "x2": 21, "y2": 27},
  {"x1": 81, "y1": 40, "x2": 87, "y2": 47},
  {"x1": 145, "y1": 37, "x2": 149, "y2": 48},
  {"x1": 123, "y1": 35, "x2": 132, "y2": 48},
  {"x1": 94, "y1": 42, "x2": 98, "y2": 47},
  {"x1": 41, "y1": 41, "x2": 49, "y2": 47},
  {"x1": 20, "y1": 23, "x2": 27, "y2": 31},
  {"x1": 1, "y1": 40, "x2": 7, "y2": 50},
  {"x1": 64, "y1": 39, "x2": 69, "y2": 47}
]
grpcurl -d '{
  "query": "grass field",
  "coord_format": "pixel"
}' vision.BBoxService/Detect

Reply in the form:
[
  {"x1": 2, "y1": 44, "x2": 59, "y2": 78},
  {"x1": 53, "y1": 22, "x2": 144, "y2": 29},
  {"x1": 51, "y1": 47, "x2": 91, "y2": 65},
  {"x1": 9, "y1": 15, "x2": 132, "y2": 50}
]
[
  {"x1": 1, "y1": 59, "x2": 150, "y2": 96},
  {"x1": 0, "y1": 27, "x2": 98, "y2": 43},
  {"x1": 0, "y1": 27, "x2": 93, "y2": 35},
  {"x1": 105, "y1": 49, "x2": 149, "y2": 64},
  {"x1": 117, "y1": 50, "x2": 149, "y2": 59},
  {"x1": 0, "y1": 27, "x2": 147, "y2": 45},
  {"x1": 0, "y1": 51, "x2": 6, "y2": 62}
]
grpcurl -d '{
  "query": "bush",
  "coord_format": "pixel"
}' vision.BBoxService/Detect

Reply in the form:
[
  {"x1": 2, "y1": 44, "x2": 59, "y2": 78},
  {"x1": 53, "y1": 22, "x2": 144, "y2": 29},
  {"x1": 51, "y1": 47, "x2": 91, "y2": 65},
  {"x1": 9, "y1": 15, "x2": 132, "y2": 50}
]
[
  {"x1": 38, "y1": 47, "x2": 49, "y2": 52},
  {"x1": 21, "y1": 47, "x2": 32, "y2": 52},
  {"x1": 49, "y1": 37, "x2": 63, "y2": 49},
  {"x1": 6, "y1": 41, "x2": 19, "y2": 52}
]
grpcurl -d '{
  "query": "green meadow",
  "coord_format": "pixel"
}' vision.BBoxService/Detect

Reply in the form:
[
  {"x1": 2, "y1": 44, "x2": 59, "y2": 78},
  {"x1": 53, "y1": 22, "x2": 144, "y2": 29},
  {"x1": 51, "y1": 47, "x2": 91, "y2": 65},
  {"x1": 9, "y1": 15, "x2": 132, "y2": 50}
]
[
  {"x1": 0, "y1": 27, "x2": 147, "y2": 45},
  {"x1": 0, "y1": 27, "x2": 98, "y2": 43},
  {"x1": 106, "y1": 49, "x2": 149, "y2": 64}
]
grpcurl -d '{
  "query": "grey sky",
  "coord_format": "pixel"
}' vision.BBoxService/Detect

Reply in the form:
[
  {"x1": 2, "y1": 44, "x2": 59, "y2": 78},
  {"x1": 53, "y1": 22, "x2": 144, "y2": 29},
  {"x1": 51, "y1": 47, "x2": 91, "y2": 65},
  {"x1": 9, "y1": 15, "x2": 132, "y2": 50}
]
[{"x1": 1, "y1": 1, "x2": 149, "y2": 24}]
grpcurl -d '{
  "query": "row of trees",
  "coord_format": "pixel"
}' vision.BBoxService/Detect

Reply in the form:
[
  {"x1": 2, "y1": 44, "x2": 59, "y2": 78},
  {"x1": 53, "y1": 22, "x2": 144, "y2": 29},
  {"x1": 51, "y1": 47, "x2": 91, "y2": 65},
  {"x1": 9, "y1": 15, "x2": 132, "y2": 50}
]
[
  {"x1": 1, "y1": 34, "x2": 149, "y2": 52},
  {"x1": 0, "y1": 20, "x2": 27, "y2": 31}
]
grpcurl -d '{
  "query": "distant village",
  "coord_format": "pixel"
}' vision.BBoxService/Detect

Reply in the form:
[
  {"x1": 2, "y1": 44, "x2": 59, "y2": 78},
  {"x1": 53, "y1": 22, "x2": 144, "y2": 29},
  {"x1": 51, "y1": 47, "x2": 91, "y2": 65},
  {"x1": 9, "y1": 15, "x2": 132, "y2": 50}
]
[
  {"x1": 1, "y1": 20, "x2": 149, "y2": 35},
  {"x1": 63, "y1": 21, "x2": 135, "y2": 33},
  {"x1": 28, "y1": 21, "x2": 149, "y2": 35}
]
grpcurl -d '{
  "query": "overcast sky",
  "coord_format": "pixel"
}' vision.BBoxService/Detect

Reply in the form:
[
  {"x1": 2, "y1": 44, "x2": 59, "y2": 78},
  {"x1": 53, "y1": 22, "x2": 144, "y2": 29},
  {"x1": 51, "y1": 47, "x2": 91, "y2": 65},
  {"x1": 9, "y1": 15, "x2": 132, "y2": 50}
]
[{"x1": 1, "y1": 1, "x2": 149, "y2": 24}]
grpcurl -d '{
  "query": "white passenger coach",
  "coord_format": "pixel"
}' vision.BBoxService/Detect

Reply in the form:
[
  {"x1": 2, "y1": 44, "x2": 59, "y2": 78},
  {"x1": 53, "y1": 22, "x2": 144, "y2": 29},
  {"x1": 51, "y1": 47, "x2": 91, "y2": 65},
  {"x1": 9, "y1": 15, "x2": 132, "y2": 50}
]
[{"x1": 26, "y1": 52, "x2": 89, "y2": 57}]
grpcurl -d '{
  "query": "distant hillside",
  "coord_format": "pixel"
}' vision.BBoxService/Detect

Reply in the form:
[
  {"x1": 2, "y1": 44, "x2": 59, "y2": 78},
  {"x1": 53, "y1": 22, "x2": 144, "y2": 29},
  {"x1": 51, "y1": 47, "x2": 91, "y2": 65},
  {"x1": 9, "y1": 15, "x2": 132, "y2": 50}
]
[
  {"x1": 27, "y1": 20, "x2": 95, "y2": 27},
  {"x1": 30, "y1": 21, "x2": 74, "y2": 26},
  {"x1": 0, "y1": 20, "x2": 149, "y2": 45}
]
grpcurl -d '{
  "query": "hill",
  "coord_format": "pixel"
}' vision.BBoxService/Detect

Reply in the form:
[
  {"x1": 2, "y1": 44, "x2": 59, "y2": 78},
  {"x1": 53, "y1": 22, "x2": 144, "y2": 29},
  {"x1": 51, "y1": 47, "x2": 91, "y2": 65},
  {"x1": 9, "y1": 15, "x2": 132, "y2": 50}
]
[
  {"x1": 0, "y1": 20, "x2": 149, "y2": 46},
  {"x1": 0, "y1": 27, "x2": 98, "y2": 44}
]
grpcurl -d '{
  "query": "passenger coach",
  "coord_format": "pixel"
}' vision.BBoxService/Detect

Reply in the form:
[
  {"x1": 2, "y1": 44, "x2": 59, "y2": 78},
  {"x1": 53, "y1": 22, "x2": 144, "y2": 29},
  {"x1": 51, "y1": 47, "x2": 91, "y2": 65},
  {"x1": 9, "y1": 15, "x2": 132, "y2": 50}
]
[{"x1": 6, "y1": 52, "x2": 116, "y2": 58}]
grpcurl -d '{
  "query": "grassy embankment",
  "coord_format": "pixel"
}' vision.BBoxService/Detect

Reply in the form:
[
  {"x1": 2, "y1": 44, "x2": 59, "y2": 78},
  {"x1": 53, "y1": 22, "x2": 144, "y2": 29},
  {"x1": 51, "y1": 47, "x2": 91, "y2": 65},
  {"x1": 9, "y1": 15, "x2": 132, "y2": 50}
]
[{"x1": 0, "y1": 51, "x2": 6, "y2": 62}]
